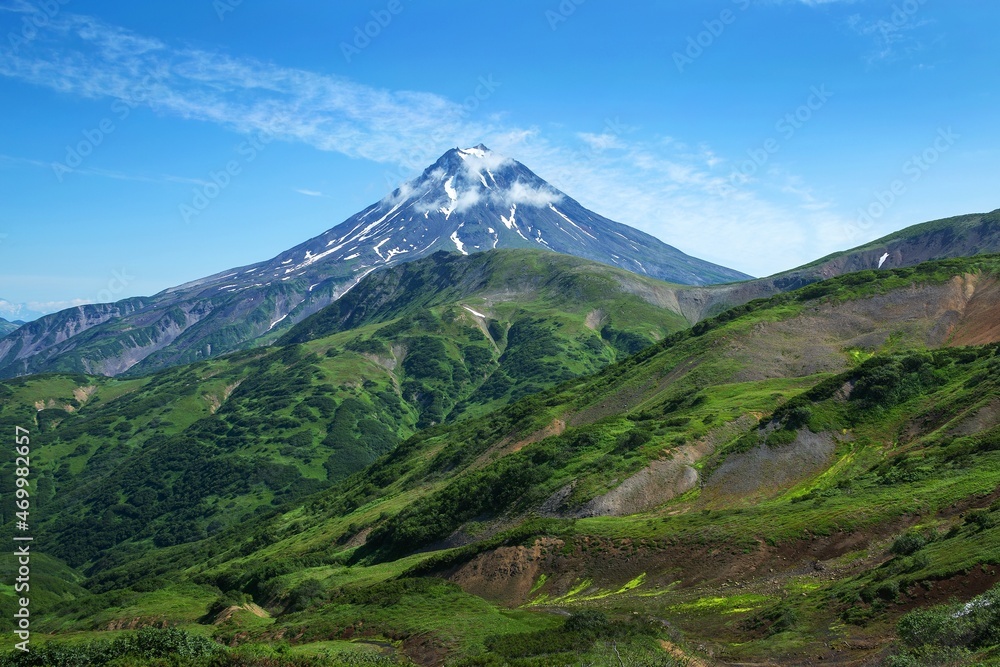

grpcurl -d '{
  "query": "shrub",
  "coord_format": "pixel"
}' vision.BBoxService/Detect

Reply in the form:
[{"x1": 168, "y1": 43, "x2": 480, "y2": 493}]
[
  {"x1": 0, "y1": 628, "x2": 222, "y2": 666},
  {"x1": 897, "y1": 584, "x2": 1000, "y2": 651},
  {"x1": 890, "y1": 531, "x2": 928, "y2": 556},
  {"x1": 965, "y1": 509, "x2": 997, "y2": 531},
  {"x1": 615, "y1": 429, "x2": 652, "y2": 453},
  {"x1": 876, "y1": 580, "x2": 900, "y2": 602}
]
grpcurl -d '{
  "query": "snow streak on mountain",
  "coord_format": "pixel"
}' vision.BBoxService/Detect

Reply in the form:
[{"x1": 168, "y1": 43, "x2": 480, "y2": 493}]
[
  {"x1": 220, "y1": 144, "x2": 751, "y2": 290},
  {"x1": 0, "y1": 145, "x2": 751, "y2": 378}
]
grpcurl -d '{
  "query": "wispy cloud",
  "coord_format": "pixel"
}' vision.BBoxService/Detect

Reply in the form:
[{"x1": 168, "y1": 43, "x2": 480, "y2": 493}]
[
  {"x1": 0, "y1": 9, "x2": 496, "y2": 165},
  {"x1": 294, "y1": 188, "x2": 327, "y2": 197},
  {"x1": 846, "y1": 6, "x2": 934, "y2": 65},
  {"x1": 0, "y1": 297, "x2": 90, "y2": 320},
  {"x1": 0, "y1": 153, "x2": 209, "y2": 186},
  {"x1": 0, "y1": 7, "x2": 858, "y2": 277}
]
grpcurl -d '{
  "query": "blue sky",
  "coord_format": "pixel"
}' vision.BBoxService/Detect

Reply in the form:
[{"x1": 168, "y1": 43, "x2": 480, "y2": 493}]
[{"x1": 0, "y1": 0, "x2": 997, "y2": 319}]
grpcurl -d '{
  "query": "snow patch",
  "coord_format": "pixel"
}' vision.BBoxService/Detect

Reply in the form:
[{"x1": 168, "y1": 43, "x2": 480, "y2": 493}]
[
  {"x1": 372, "y1": 237, "x2": 391, "y2": 260},
  {"x1": 267, "y1": 313, "x2": 288, "y2": 331},
  {"x1": 549, "y1": 205, "x2": 597, "y2": 240},
  {"x1": 450, "y1": 225, "x2": 468, "y2": 255},
  {"x1": 459, "y1": 147, "x2": 487, "y2": 158},
  {"x1": 500, "y1": 204, "x2": 517, "y2": 230},
  {"x1": 356, "y1": 202, "x2": 404, "y2": 241},
  {"x1": 444, "y1": 176, "x2": 458, "y2": 202},
  {"x1": 463, "y1": 305, "x2": 487, "y2": 318}
]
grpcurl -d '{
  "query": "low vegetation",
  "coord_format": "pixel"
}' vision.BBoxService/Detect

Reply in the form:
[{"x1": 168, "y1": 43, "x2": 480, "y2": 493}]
[{"x1": 3, "y1": 253, "x2": 1000, "y2": 665}]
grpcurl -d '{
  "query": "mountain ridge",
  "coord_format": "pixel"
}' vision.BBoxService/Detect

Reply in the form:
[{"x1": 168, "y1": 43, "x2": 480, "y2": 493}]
[
  {"x1": 0, "y1": 145, "x2": 748, "y2": 380},
  {"x1": 0, "y1": 317, "x2": 20, "y2": 337},
  {"x1": 5, "y1": 254, "x2": 1000, "y2": 665}
]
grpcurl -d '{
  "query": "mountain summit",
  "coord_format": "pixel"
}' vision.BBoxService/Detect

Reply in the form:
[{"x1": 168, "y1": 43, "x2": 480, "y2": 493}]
[
  {"x1": 238, "y1": 144, "x2": 752, "y2": 288},
  {"x1": 0, "y1": 146, "x2": 750, "y2": 378}
]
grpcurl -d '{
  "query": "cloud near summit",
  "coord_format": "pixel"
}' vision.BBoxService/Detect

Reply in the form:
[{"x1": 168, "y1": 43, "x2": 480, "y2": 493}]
[{"x1": 0, "y1": 5, "x2": 863, "y2": 277}]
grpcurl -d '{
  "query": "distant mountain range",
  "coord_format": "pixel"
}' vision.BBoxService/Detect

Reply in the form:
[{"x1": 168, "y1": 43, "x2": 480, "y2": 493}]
[
  {"x1": 1, "y1": 143, "x2": 997, "y2": 381},
  {"x1": 0, "y1": 318, "x2": 21, "y2": 337},
  {"x1": 0, "y1": 145, "x2": 750, "y2": 379}
]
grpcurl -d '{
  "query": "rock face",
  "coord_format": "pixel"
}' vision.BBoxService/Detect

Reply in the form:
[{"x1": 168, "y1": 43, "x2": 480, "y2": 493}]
[{"x1": 0, "y1": 145, "x2": 750, "y2": 379}]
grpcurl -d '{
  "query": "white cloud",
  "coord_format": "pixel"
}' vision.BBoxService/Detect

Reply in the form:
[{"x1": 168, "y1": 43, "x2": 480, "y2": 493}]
[
  {"x1": 457, "y1": 147, "x2": 514, "y2": 174},
  {"x1": 846, "y1": 6, "x2": 934, "y2": 65},
  {"x1": 0, "y1": 11, "x2": 497, "y2": 167},
  {"x1": 0, "y1": 298, "x2": 90, "y2": 320},
  {"x1": 294, "y1": 188, "x2": 326, "y2": 197},
  {"x1": 453, "y1": 188, "x2": 484, "y2": 213},
  {"x1": 577, "y1": 132, "x2": 625, "y2": 152},
  {"x1": 500, "y1": 181, "x2": 563, "y2": 208},
  {"x1": 0, "y1": 9, "x2": 861, "y2": 277}
]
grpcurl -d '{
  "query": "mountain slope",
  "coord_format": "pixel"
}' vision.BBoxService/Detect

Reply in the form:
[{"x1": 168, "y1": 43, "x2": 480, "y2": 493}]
[
  {"x1": 0, "y1": 146, "x2": 748, "y2": 380},
  {"x1": 278, "y1": 248, "x2": 691, "y2": 346},
  {"x1": 5, "y1": 254, "x2": 1000, "y2": 665},
  {"x1": 667, "y1": 208, "x2": 1000, "y2": 322},
  {"x1": 0, "y1": 317, "x2": 19, "y2": 337},
  {"x1": 0, "y1": 250, "x2": 689, "y2": 569},
  {"x1": 295, "y1": 144, "x2": 751, "y2": 287}
]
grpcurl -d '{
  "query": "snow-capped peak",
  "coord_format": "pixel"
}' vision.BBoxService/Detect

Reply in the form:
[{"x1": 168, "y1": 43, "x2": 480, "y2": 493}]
[
  {"x1": 458, "y1": 145, "x2": 488, "y2": 158},
  {"x1": 229, "y1": 144, "x2": 750, "y2": 292}
]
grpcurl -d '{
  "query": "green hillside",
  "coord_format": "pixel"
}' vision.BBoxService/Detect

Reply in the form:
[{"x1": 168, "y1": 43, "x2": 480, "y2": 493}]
[
  {"x1": 2, "y1": 254, "x2": 1000, "y2": 666},
  {"x1": 0, "y1": 250, "x2": 688, "y2": 569}
]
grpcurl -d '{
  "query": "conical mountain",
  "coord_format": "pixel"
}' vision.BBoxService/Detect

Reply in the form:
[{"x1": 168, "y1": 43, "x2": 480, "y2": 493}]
[
  {"x1": 0, "y1": 146, "x2": 748, "y2": 378},
  {"x1": 250, "y1": 144, "x2": 751, "y2": 287}
]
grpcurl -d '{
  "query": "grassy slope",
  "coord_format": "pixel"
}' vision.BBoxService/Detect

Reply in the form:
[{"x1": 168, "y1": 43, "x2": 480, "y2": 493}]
[
  {"x1": 4, "y1": 255, "x2": 1000, "y2": 665},
  {"x1": 0, "y1": 250, "x2": 688, "y2": 573}
]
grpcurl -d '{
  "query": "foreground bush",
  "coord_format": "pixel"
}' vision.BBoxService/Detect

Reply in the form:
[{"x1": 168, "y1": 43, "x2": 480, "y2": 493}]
[
  {"x1": 0, "y1": 628, "x2": 221, "y2": 666},
  {"x1": 885, "y1": 582, "x2": 1000, "y2": 665}
]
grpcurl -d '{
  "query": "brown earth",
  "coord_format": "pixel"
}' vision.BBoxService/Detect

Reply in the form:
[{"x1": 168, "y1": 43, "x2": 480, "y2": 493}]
[
  {"x1": 584, "y1": 308, "x2": 607, "y2": 330},
  {"x1": 570, "y1": 272, "x2": 1000, "y2": 431},
  {"x1": 401, "y1": 633, "x2": 450, "y2": 666},
  {"x1": 895, "y1": 564, "x2": 1000, "y2": 613},
  {"x1": 447, "y1": 537, "x2": 562, "y2": 606},
  {"x1": 442, "y1": 517, "x2": 934, "y2": 666},
  {"x1": 945, "y1": 275, "x2": 1000, "y2": 345},
  {"x1": 212, "y1": 602, "x2": 270, "y2": 624},
  {"x1": 726, "y1": 274, "x2": 993, "y2": 384},
  {"x1": 946, "y1": 397, "x2": 1000, "y2": 438}
]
